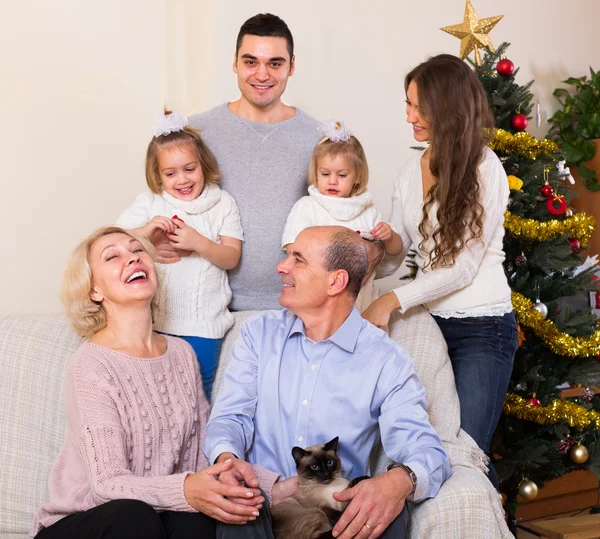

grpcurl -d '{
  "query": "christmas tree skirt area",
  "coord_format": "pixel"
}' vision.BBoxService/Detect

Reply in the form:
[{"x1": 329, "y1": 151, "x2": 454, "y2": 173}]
[{"x1": 515, "y1": 470, "x2": 600, "y2": 537}]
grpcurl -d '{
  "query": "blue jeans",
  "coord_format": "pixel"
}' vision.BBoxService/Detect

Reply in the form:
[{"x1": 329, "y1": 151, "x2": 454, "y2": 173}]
[
  {"x1": 432, "y1": 312, "x2": 517, "y2": 487},
  {"x1": 176, "y1": 335, "x2": 222, "y2": 400}
]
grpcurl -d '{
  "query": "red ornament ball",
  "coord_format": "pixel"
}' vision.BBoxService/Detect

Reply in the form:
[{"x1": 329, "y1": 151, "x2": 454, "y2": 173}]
[
  {"x1": 569, "y1": 238, "x2": 581, "y2": 253},
  {"x1": 528, "y1": 397, "x2": 541, "y2": 408},
  {"x1": 540, "y1": 184, "x2": 553, "y2": 197},
  {"x1": 511, "y1": 113, "x2": 528, "y2": 131},
  {"x1": 497, "y1": 59, "x2": 515, "y2": 76},
  {"x1": 547, "y1": 195, "x2": 567, "y2": 215}
]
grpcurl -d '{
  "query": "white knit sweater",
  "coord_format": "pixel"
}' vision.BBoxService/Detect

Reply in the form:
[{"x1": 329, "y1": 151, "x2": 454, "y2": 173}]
[
  {"x1": 116, "y1": 185, "x2": 243, "y2": 338},
  {"x1": 282, "y1": 186, "x2": 387, "y2": 312},
  {"x1": 390, "y1": 147, "x2": 512, "y2": 317},
  {"x1": 281, "y1": 186, "x2": 385, "y2": 246}
]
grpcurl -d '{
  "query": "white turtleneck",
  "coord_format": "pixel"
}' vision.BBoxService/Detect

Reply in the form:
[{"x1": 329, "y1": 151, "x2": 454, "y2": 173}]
[
  {"x1": 281, "y1": 186, "x2": 386, "y2": 247},
  {"x1": 116, "y1": 185, "x2": 243, "y2": 338},
  {"x1": 281, "y1": 186, "x2": 389, "y2": 312}
]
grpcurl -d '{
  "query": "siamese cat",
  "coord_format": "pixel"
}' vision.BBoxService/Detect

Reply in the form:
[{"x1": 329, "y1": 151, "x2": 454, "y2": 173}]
[{"x1": 271, "y1": 437, "x2": 367, "y2": 539}]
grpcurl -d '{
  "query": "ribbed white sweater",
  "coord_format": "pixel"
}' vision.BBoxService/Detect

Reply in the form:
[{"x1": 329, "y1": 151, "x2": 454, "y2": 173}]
[
  {"x1": 390, "y1": 147, "x2": 512, "y2": 316},
  {"x1": 116, "y1": 185, "x2": 243, "y2": 338}
]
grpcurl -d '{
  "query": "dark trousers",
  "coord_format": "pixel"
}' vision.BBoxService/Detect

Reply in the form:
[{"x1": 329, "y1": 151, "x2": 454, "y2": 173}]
[
  {"x1": 36, "y1": 497, "x2": 409, "y2": 539},
  {"x1": 433, "y1": 312, "x2": 518, "y2": 487},
  {"x1": 35, "y1": 499, "x2": 217, "y2": 539}
]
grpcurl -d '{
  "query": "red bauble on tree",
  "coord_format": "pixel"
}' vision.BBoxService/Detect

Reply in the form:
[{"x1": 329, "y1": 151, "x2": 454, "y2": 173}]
[
  {"x1": 497, "y1": 58, "x2": 515, "y2": 76},
  {"x1": 540, "y1": 184, "x2": 553, "y2": 197},
  {"x1": 547, "y1": 195, "x2": 567, "y2": 215},
  {"x1": 511, "y1": 113, "x2": 528, "y2": 131},
  {"x1": 569, "y1": 238, "x2": 581, "y2": 254}
]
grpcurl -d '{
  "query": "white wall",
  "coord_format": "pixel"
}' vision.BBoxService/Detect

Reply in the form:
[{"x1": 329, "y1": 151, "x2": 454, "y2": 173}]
[{"x1": 2, "y1": 0, "x2": 600, "y2": 314}]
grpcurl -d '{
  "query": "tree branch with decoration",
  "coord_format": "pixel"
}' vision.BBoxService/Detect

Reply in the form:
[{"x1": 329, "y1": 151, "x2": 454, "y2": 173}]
[{"x1": 440, "y1": 1, "x2": 600, "y2": 528}]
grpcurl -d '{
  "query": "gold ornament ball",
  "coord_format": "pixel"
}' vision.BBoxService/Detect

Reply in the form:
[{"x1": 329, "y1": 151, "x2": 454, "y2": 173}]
[
  {"x1": 518, "y1": 479, "x2": 539, "y2": 501},
  {"x1": 499, "y1": 492, "x2": 507, "y2": 506},
  {"x1": 570, "y1": 444, "x2": 589, "y2": 464}
]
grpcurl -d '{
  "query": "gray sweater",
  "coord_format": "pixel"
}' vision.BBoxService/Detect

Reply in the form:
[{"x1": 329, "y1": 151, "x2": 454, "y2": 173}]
[{"x1": 189, "y1": 104, "x2": 321, "y2": 311}]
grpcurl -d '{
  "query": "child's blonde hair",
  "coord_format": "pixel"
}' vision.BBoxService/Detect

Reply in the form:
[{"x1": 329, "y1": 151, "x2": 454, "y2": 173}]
[
  {"x1": 145, "y1": 112, "x2": 221, "y2": 194},
  {"x1": 308, "y1": 136, "x2": 369, "y2": 197},
  {"x1": 61, "y1": 226, "x2": 157, "y2": 339}
]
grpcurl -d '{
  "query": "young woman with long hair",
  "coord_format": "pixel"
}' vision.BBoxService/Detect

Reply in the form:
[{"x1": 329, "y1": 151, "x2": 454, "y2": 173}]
[{"x1": 363, "y1": 54, "x2": 517, "y2": 487}]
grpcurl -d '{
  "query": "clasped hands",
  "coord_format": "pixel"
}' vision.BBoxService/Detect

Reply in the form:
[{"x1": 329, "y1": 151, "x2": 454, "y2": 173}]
[{"x1": 205, "y1": 452, "x2": 411, "y2": 538}]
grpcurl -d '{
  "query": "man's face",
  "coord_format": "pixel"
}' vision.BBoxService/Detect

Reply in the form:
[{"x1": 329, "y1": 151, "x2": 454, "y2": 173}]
[
  {"x1": 277, "y1": 230, "x2": 330, "y2": 313},
  {"x1": 234, "y1": 35, "x2": 295, "y2": 110}
]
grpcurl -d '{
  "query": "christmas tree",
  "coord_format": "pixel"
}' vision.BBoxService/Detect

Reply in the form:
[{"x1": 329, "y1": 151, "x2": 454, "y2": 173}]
[{"x1": 471, "y1": 42, "x2": 600, "y2": 522}]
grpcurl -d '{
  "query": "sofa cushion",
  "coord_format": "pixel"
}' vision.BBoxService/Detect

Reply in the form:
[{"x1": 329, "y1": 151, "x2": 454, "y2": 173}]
[{"x1": 0, "y1": 315, "x2": 81, "y2": 536}]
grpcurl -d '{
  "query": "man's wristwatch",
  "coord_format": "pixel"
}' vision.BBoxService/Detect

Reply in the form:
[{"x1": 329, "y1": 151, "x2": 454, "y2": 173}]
[{"x1": 386, "y1": 462, "x2": 417, "y2": 495}]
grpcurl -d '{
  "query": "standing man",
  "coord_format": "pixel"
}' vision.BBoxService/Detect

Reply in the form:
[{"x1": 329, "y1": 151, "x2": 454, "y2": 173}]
[
  {"x1": 205, "y1": 227, "x2": 451, "y2": 538},
  {"x1": 189, "y1": 13, "x2": 321, "y2": 311}
]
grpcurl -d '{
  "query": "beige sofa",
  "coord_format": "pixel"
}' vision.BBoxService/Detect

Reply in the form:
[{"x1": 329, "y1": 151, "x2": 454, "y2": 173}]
[{"x1": 0, "y1": 308, "x2": 511, "y2": 538}]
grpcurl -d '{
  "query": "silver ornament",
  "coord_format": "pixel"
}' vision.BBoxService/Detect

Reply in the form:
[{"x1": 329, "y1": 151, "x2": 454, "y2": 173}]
[{"x1": 534, "y1": 301, "x2": 548, "y2": 319}]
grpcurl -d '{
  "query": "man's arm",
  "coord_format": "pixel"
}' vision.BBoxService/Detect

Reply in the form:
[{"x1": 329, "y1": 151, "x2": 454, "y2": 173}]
[
  {"x1": 332, "y1": 345, "x2": 451, "y2": 538},
  {"x1": 203, "y1": 318, "x2": 261, "y2": 465}
]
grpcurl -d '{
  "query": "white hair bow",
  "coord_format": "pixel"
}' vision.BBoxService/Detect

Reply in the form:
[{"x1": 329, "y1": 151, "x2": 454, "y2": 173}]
[
  {"x1": 319, "y1": 119, "x2": 353, "y2": 142},
  {"x1": 153, "y1": 112, "x2": 189, "y2": 138}
]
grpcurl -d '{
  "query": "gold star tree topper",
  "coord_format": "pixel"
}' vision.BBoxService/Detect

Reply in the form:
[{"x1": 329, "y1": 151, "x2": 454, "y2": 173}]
[{"x1": 441, "y1": 0, "x2": 503, "y2": 65}]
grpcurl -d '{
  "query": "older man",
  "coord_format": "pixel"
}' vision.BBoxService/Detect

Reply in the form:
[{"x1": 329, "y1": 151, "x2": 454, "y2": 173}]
[{"x1": 204, "y1": 227, "x2": 450, "y2": 538}]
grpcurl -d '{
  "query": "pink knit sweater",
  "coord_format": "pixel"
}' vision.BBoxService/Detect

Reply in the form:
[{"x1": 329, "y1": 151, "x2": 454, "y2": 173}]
[{"x1": 31, "y1": 336, "x2": 279, "y2": 536}]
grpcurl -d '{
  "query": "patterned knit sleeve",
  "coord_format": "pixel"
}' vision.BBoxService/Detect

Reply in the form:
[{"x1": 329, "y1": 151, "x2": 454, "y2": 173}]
[
  {"x1": 115, "y1": 192, "x2": 154, "y2": 230},
  {"x1": 392, "y1": 151, "x2": 509, "y2": 312},
  {"x1": 71, "y1": 352, "x2": 195, "y2": 512},
  {"x1": 281, "y1": 197, "x2": 314, "y2": 249},
  {"x1": 218, "y1": 190, "x2": 244, "y2": 241}
]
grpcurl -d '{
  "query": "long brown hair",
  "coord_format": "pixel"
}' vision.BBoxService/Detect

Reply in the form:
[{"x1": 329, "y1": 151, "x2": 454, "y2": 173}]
[{"x1": 405, "y1": 54, "x2": 494, "y2": 269}]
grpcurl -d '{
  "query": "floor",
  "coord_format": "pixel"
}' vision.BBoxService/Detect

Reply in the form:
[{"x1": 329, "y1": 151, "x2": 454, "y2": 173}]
[{"x1": 515, "y1": 509, "x2": 596, "y2": 538}]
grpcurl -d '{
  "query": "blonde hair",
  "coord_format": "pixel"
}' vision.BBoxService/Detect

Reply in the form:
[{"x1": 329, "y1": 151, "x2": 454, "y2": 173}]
[
  {"x1": 61, "y1": 226, "x2": 157, "y2": 339},
  {"x1": 308, "y1": 136, "x2": 369, "y2": 196},
  {"x1": 145, "y1": 118, "x2": 221, "y2": 195}
]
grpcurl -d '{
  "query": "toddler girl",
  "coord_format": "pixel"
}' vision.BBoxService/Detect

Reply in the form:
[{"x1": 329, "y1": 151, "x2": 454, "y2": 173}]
[
  {"x1": 282, "y1": 120, "x2": 402, "y2": 312},
  {"x1": 117, "y1": 111, "x2": 243, "y2": 398}
]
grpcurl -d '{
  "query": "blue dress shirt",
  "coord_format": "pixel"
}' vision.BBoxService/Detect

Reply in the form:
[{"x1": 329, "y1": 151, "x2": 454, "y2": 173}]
[{"x1": 204, "y1": 307, "x2": 451, "y2": 502}]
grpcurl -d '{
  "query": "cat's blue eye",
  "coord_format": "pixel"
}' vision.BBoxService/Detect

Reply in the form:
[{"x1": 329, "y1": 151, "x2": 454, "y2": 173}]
[
  {"x1": 327, "y1": 460, "x2": 334, "y2": 467},
  {"x1": 310, "y1": 464, "x2": 319, "y2": 471}
]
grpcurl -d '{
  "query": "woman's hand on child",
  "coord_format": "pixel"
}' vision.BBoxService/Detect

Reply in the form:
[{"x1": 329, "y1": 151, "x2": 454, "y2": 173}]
[
  {"x1": 361, "y1": 292, "x2": 400, "y2": 333},
  {"x1": 371, "y1": 222, "x2": 393, "y2": 242}
]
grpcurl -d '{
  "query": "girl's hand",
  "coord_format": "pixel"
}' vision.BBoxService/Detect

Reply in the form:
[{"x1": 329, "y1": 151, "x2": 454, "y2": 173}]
[
  {"x1": 167, "y1": 222, "x2": 205, "y2": 253},
  {"x1": 371, "y1": 222, "x2": 393, "y2": 242},
  {"x1": 141, "y1": 216, "x2": 178, "y2": 237},
  {"x1": 184, "y1": 459, "x2": 263, "y2": 524},
  {"x1": 361, "y1": 292, "x2": 400, "y2": 333}
]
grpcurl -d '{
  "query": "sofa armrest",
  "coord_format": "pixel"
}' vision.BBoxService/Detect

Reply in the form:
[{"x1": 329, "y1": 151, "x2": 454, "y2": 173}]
[{"x1": 409, "y1": 466, "x2": 511, "y2": 539}]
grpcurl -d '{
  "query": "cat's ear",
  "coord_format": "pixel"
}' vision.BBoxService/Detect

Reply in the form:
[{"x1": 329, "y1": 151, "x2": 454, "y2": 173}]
[
  {"x1": 324, "y1": 436, "x2": 339, "y2": 452},
  {"x1": 292, "y1": 446, "x2": 308, "y2": 463}
]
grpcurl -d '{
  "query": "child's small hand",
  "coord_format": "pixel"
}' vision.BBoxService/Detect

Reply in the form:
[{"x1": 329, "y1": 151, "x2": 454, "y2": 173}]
[
  {"x1": 143, "y1": 216, "x2": 178, "y2": 236},
  {"x1": 167, "y1": 222, "x2": 205, "y2": 253},
  {"x1": 371, "y1": 222, "x2": 393, "y2": 242}
]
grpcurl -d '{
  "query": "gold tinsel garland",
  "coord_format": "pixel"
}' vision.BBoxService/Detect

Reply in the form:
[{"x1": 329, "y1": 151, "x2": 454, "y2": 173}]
[
  {"x1": 504, "y1": 211, "x2": 596, "y2": 244},
  {"x1": 504, "y1": 393, "x2": 600, "y2": 429},
  {"x1": 490, "y1": 129, "x2": 559, "y2": 159},
  {"x1": 512, "y1": 292, "x2": 600, "y2": 357}
]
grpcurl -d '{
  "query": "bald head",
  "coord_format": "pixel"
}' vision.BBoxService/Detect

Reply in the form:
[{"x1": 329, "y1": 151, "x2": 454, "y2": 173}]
[{"x1": 304, "y1": 226, "x2": 369, "y2": 299}]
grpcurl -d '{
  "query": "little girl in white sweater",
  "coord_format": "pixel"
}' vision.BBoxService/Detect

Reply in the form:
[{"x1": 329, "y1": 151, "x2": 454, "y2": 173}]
[
  {"x1": 117, "y1": 111, "x2": 243, "y2": 397},
  {"x1": 282, "y1": 120, "x2": 402, "y2": 311}
]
